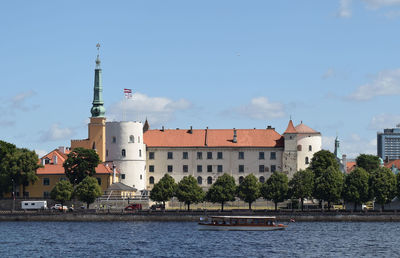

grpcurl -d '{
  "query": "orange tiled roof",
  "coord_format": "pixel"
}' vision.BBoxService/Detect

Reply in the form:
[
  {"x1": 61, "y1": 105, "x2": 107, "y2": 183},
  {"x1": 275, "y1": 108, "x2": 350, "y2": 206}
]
[
  {"x1": 385, "y1": 160, "x2": 400, "y2": 169},
  {"x1": 144, "y1": 128, "x2": 284, "y2": 148},
  {"x1": 346, "y1": 161, "x2": 356, "y2": 174},
  {"x1": 284, "y1": 120, "x2": 297, "y2": 134},
  {"x1": 295, "y1": 123, "x2": 319, "y2": 134}
]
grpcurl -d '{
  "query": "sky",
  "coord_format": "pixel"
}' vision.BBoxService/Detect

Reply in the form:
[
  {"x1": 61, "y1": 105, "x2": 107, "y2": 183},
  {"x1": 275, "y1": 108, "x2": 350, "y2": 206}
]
[{"x1": 1, "y1": 0, "x2": 400, "y2": 158}]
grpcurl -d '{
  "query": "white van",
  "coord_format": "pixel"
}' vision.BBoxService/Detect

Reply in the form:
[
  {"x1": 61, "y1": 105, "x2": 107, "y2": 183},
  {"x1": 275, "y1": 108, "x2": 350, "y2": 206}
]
[{"x1": 21, "y1": 201, "x2": 48, "y2": 210}]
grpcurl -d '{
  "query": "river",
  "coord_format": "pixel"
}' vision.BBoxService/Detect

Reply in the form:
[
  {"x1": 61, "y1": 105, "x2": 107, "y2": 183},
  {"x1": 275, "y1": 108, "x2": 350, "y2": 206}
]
[{"x1": 0, "y1": 221, "x2": 399, "y2": 257}]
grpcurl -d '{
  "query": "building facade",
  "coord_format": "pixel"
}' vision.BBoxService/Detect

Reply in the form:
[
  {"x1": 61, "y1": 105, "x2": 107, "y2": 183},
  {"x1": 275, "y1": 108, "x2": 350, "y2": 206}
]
[{"x1": 377, "y1": 127, "x2": 400, "y2": 161}]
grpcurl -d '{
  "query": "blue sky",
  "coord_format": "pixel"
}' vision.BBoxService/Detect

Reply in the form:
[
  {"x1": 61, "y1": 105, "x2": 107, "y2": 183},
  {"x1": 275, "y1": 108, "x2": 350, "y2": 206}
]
[{"x1": 1, "y1": 0, "x2": 400, "y2": 158}]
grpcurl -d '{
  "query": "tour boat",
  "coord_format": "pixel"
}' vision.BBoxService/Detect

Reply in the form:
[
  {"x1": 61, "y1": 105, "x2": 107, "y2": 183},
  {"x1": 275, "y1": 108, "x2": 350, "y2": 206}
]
[{"x1": 198, "y1": 216, "x2": 288, "y2": 231}]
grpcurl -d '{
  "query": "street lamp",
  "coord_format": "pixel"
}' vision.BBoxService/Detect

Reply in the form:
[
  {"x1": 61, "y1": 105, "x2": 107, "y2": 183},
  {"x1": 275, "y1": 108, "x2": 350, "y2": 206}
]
[{"x1": 11, "y1": 179, "x2": 15, "y2": 211}]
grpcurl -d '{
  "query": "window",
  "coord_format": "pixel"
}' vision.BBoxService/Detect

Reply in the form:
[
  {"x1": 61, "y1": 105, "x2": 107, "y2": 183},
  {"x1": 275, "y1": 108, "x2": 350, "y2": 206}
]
[
  {"x1": 168, "y1": 165, "x2": 173, "y2": 173},
  {"x1": 305, "y1": 157, "x2": 309, "y2": 164},
  {"x1": 149, "y1": 176, "x2": 154, "y2": 184},
  {"x1": 270, "y1": 152, "x2": 276, "y2": 160},
  {"x1": 259, "y1": 165, "x2": 265, "y2": 173},
  {"x1": 238, "y1": 152, "x2": 244, "y2": 159},
  {"x1": 297, "y1": 145, "x2": 302, "y2": 151},
  {"x1": 183, "y1": 165, "x2": 188, "y2": 173},
  {"x1": 207, "y1": 165, "x2": 212, "y2": 172},
  {"x1": 197, "y1": 165, "x2": 202, "y2": 173},
  {"x1": 207, "y1": 152, "x2": 213, "y2": 159},
  {"x1": 121, "y1": 174, "x2": 126, "y2": 179},
  {"x1": 167, "y1": 152, "x2": 173, "y2": 159},
  {"x1": 183, "y1": 152, "x2": 188, "y2": 159},
  {"x1": 112, "y1": 136, "x2": 116, "y2": 143},
  {"x1": 207, "y1": 176, "x2": 213, "y2": 185},
  {"x1": 129, "y1": 135, "x2": 135, "y2": 143},
  {"x1": 217, "y1": 152, "x2": 223, "y2": 159},
  {"x1": 149, "y1": 152, "x2": 155, "y2": 160},
  {"x1": 96, "y1": 178, "x2": 101, "y2": 185},
  {"x1": 197, "y1": 152, "x2": 203, "y2": 160},
  {"x1": 139, "y1": 149, "x2": 142, "y2": 157},
  {"x1": 217, "y1": 165, "x2": 223, "y2": 173},
  {"x1": 122, "y1": 149, "x2": 126, "y2": 157},
  {"x1": 149, "y1": 165, "x2": 154, "y2": 172},
  {"x1": 271, "y1": 165, "x2": 276, "y2": 173},
  {"x1": 239, "y1": 176, "x2": 244, "y2": 184},
  {"x1": 197, "y1": 176, "x2": 202, "y2": 185},
  {"x1": 43, "y1": 191, "x2": 50, "y2": 198},
  {"x1": 43, "y1": 178, "x2": 50, "y2": 186},
  {"x1": 259, "y1": 176, "x2": 265, "y2": 183},
  {"x1": 140, "y1": 174, "x2": 142, "y2": 180},
  {"x1": 259, "y1": 152, "x2": 265, "y2": 160},
  {"x1": 309, "y1": 145, "x2": 312, "y2": 151},
  {"x1": 239, "y1": 165, "x2": 244, "y2": 173}
]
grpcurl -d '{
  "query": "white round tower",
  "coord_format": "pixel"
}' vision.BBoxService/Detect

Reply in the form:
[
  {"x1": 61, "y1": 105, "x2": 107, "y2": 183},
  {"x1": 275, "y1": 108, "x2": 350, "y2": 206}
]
[
  {"x1": 106, "y1": 121, "x2": 146, "y2": 191},
  {"x1": 295, "y1": 123, "x2": 322, "y2": 171}
]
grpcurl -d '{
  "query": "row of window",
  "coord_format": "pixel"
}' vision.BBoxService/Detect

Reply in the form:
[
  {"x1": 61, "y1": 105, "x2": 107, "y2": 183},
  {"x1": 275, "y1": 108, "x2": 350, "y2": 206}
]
[
  {"x1": 42, "y1": 178, "x2": 102, "y2": 185},
  {"x1": 106, "y1": 149, "x2": 142, "y2": 158},
  {"x1": 148, "y1": 176, "x2": 266, "y2": 185},
  {"x1": 150, "y1": 151, "x2": 277, "y2": 160},
  {"x1": 112, "y1": 135, "x2": 141, "y2": 144},
  {"x1": 298, "y1": 145, "x2": 313, "y2": 152},
  {"x1": 149, "y1": 165, "x2": 276, "y2": 173}
]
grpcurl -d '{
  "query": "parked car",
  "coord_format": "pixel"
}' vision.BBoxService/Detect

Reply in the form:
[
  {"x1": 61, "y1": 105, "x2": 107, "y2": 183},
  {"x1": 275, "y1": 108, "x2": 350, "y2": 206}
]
[
  {"x1": 51, "y1": 204, "x2": 67, "y2": 211},
  {"x1": 151, "y1": 204, "x2": 165, "y2": 211},
  {"x1": 124, "y1": 204, "x2": 142, "y2": 211}
]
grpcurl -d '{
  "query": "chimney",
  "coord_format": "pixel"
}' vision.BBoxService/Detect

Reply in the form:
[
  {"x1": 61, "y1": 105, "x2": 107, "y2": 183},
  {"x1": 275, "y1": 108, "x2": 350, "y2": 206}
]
[
  {"x1": 267, "y1": 125, "x2": 272, "y2": 129},
  {"x1": 53, "y1": 155, "x2": 58, "y2": 165},
  {"x1": 233, "y1": 128, "x2": 237, "y2": 143},
  {"x1": 161, "y1": 126, "x2": 165, "y2": 132},
  {"x1": 189, "y1": 126, "x2": 193, "y2": 134}
]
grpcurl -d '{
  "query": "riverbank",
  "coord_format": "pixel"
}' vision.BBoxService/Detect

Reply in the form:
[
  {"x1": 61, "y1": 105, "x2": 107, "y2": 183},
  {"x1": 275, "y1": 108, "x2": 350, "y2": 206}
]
[{"x1": 2, "y1": 210, "x2": 400, "y2": 222}]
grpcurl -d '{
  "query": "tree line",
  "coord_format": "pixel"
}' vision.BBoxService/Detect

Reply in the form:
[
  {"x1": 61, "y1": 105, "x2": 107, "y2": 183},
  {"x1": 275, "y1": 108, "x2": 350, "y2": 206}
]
[{"x1": 150, "y1": 150, "x2": 398, "y2": 211}]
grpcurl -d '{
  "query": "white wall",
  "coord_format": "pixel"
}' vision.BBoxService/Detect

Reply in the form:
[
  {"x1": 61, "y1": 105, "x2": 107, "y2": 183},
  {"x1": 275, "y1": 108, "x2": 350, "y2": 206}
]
[{"x1": 296, "y1": 133, "x2": 322, "y2": 171}]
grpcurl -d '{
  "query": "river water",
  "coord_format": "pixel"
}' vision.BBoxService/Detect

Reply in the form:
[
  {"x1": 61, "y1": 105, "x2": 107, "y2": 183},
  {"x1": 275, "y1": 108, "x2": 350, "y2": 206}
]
[{"x1": 0, "y1": 221, "x2": 399, "y2": 257}]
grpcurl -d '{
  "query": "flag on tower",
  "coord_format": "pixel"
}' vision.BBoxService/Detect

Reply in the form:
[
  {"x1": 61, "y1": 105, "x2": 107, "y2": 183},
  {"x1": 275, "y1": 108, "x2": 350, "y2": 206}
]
[{"x1": 124, "y1": 88, "x2": 133, "y2": 99}]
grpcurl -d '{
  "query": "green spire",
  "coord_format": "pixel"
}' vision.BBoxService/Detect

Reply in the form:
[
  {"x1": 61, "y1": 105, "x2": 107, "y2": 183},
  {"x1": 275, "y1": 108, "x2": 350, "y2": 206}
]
[{"x1": 91, "y1": 43, "x2": 106, "y2": 118}]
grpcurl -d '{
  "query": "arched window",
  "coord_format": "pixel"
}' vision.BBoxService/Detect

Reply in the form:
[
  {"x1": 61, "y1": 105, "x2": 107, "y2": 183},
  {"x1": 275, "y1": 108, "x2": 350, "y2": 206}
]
[
  {"x1": 129, "y1": 135, "x2": 135, "y2": 143},
  {"x1": 149, "y1": 176, "x2": 154, "y2": 184},
  {"x1": 207, "y1": 176, "x2": 212, "y2": 185},
  {"x1": 139, "y1": 149, "x2": 142, "y2": 157},
  {"x1": 197, "y1": 176, "x2": 202, "y2": 185},
  {"x1": 239, "y1": 176, "x2": 244, "y2": 184},
  {"x1": 122, "y1": 149, "x2": 126, "y2": 157},
  {"x1": 259, "y1": 176, "x2": 265, "y2": 183},
  {"x1": 305, "y1": 157, "x2": 309, "y2": 164},
  {"x1": 138, "y1": 136, "x2": 140, "y2": 143}
]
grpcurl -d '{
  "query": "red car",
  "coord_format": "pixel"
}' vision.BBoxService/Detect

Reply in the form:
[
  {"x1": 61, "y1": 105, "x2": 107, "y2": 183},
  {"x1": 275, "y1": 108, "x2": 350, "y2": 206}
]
[{"x1": 124, "y1": 204, "x2": 142, "y2": 211}]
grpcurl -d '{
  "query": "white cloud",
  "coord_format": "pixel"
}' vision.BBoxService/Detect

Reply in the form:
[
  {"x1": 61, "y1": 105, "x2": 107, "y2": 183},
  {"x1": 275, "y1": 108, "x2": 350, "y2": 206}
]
[
  {"x1": 369, "y1": 113, "x2": 400, "y2": 130},
  {"x1": 347, "y1": 68, "x2": 400, "y2": 101},
  {"x1": 362, "y1": 0, "x2": 400, "y2": 9},
  {"x1": 39, "y1": 124, "x2": 74, "y2": 142},
  {"x1": 108, "y1": 92, "x2": 191, "y2": 126},
  {"x1": 234, "y1": 97, "x2": 285, "y2": 120},
  {"x1": 11, "y1": 90, "x2": 37, "y2": 111},
  {"x1": 338, "y1": 0, "x2": 352, "y2": 18},
  {"x1": 324, "y1": 134, "x2": 376, "y2": 159}
]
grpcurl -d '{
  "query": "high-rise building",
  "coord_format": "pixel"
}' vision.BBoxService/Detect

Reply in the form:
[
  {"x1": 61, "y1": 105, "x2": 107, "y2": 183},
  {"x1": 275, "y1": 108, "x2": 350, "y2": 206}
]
[{"x1": 377, "y1": 126, "x2": 400, "y2": 161}]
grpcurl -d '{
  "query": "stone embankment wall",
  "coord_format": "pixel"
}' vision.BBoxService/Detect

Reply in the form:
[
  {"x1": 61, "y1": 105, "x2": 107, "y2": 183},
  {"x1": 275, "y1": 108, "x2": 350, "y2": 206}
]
[{"x1": 1, "y1": 210, "x2": 400, "y2": 222}]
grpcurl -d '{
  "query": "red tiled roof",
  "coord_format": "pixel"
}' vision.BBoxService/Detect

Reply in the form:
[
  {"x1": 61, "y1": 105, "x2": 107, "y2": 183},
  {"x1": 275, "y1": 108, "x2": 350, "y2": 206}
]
[
  {"x1": 295, "y1": 123, "x2": 319, "y2": 134},
  {"x1": 284, "y1": 120, "x2": 297, "y2": 134},
  {"x1": 144, "y1": 128, "x2": 284, "y2": 148},
  {"x1": 346, "y1": 161, "x2": 356, "y2": 174},
  {"x1": 385, "y1": 160, "x2": 400, "y2": 169}
]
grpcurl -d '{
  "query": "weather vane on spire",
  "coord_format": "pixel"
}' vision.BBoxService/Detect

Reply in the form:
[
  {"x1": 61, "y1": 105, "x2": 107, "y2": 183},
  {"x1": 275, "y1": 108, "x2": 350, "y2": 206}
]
[
  {"x1": 95, "y1": 43, "x2": 101, "y2": 69},
  {"x1": 96, "y1": 43, "x2": 101, "y2": 52}
]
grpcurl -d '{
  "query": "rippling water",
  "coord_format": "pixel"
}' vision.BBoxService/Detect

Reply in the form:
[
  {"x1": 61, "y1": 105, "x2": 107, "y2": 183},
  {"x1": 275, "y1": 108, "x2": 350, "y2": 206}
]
[{"x1": 1, "y1": 221, "x2": 399, "y2": 257}]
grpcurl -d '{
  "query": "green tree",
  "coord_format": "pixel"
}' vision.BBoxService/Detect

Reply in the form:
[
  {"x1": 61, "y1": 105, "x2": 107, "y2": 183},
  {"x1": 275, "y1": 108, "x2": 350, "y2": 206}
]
[
  {"x1": 237, "y1": 174, "x2": 261, "y2": 210},
  {"x1": 356, "y1": 154, "x2": 380, "y2": 173},
  {"x1": 309, "y1": 150, "x2": 339, "y2": 178},
  {"x1": 289, "y1": 169, "x2": 314, "y2": 211},
  {"x1": 150, "y1": 174, "x2": 177, "y2": 208},
  {"x1": 63, "y1": 148, "x2": 100, "y2": 185},
  {"x1": 175, "y1": 175, "x2": 205, "y2": 210},
  {"x1": 15, "y1": 148, "x2": 40, "y2": 194},
  {"x1": 50, "y1": 180, "x2": 74, "y2": 206},
  {"x1": 205, "y1": 173, "x2": 236, "y2": 211},
  {"x1": 314, "y1": 166, "x2": 344, "y2": 211},
  {"x1": 75, "y1": 176, "x2": 102, "y2": 209},
  {"x1": 342, "y1": 167, "x2": 370, "y2": 211},
  {"x1": 369, "y1": 167, "x2": 396, "y2": 211},
  {"x1": 261, "y1": 172, "x2": 288, "y2": 211}
]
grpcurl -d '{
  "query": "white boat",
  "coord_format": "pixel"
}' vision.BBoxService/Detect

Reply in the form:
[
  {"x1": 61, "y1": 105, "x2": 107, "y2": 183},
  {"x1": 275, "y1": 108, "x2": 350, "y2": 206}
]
[{"x1": 198, "y1": 216, "x2": 288, "y2": 231}]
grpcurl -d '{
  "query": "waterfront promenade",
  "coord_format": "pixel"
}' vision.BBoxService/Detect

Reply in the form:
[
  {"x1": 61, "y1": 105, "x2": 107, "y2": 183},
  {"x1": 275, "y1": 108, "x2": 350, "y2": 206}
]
[{"x1": 2, "y1": 209, "x2": 400, "y2": 222}]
